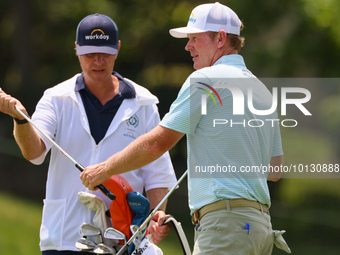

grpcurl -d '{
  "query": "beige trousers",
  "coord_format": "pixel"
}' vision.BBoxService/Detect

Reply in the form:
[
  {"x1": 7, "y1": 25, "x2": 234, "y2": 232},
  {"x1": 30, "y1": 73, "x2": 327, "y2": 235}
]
[{"x1": 193, "y1": 201, "x2": 274, "y2": 255}]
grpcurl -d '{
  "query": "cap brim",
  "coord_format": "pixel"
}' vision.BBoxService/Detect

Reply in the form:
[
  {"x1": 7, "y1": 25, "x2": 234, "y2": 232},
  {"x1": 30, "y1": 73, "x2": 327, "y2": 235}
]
[
  {"x1": 76, "y1": 45, "x2": 118, "y2": 55},
  {"x1": 169, "y1": 27, "x2": 207, "y2": 38}
]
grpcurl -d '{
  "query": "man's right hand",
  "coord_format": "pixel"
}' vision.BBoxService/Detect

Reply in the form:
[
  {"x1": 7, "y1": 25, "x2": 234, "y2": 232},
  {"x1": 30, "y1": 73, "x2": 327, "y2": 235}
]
[{"x1": 0, "y1": 90, "x2": 28, "y2": 119}]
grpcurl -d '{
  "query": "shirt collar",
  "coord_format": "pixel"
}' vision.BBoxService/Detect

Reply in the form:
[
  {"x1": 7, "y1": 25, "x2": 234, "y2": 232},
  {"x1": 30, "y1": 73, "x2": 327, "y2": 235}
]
[
  {"x1": 75, "y1": 72, "x2": 136, "y2": 99},
  {"x1": 213, "y1": 54, "x2": 247, "y2": 70}
]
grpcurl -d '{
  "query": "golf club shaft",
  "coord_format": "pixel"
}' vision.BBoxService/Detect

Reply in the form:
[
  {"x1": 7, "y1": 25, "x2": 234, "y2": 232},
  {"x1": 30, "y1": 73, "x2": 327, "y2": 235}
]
[
  {"x1": 13, "y1": 105, "x2": 115, "y2": 200},
  {"x1": 116, "y1": 169, "x2": 188, "y2": 255}
]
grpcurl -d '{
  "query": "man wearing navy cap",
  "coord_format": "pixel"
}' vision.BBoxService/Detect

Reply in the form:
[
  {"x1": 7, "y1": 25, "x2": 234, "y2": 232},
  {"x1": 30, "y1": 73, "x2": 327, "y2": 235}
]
[{"x1": 0, "y1": 14, "x2": 176, "y2": 254}]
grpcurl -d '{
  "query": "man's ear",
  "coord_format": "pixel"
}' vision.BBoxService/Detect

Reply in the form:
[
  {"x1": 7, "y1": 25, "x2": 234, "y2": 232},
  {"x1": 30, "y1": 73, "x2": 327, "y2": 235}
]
[
  {"x1": 74, "y1": 41, "x2": 78, "y2": 55},
  {"x1": 115, "y1": 40, "x2": 121, "y2": 59},
  {"x1": 217, "y1": 30, "x2": 227, "y2": 48}
]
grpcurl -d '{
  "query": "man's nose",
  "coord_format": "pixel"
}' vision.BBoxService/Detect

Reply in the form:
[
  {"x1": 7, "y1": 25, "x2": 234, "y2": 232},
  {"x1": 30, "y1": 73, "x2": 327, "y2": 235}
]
[
  {"x1": 94, "y1": 54, "x2": 105, "y2": 63},
  {"x1": 184, "y1": 41, "x2": 192, "y2": 51}
]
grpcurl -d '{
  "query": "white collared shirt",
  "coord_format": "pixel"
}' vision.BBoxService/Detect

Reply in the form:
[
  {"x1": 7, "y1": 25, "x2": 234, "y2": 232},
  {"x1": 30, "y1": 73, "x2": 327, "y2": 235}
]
[{"x1": 31, "y1": 74, "x2": 177, "y2": 251}]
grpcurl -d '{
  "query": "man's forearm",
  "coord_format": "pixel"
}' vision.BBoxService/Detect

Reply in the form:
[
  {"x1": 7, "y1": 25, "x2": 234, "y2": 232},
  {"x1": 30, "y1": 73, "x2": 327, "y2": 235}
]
[
  {"x1": 81, "y1": 125, "x2": 184, "y2": 191},
  {"x1": 104, "y1": 125, "x2": 183, "y2": 176},
  {"x1": 267, "y1": 155, "x2": 283, "y2": 182},
  {"x1": 146, "y1": 188, "x2": 169, "y2": 212},
  {"x1": 0, "y1": 90, "x2": 46, "y2": 161},
  {"x1": 13, "y1": 122, "x2": 46, "y2": 161}
]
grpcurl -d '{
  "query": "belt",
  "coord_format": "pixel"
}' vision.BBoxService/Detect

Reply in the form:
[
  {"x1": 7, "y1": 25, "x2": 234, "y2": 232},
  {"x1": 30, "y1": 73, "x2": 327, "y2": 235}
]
[{"x1": 191, "y1": 199, "x2": 269, "y2": 225}]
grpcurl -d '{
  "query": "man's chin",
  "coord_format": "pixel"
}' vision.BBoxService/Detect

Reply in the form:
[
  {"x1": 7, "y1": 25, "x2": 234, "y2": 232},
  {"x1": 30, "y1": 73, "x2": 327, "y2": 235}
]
[{"x1": 193, "y1": 64, "x2": 203, "y2": 70}]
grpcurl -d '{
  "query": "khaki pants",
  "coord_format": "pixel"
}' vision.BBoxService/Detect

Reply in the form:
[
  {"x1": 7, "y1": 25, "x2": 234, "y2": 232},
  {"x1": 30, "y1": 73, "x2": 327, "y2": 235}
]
[{"x1": 193, "y1": 202, "x2": 274, "y2": 255}]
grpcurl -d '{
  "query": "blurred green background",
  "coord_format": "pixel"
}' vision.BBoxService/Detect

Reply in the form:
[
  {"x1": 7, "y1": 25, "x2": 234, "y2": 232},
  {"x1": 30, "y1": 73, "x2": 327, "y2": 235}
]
[{"x1": 1, "y1": 0, "x2": 340, "y2": 254}]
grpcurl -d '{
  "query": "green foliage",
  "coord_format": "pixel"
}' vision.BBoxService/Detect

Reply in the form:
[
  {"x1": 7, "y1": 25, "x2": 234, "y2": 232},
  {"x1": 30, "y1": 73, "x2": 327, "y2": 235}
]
[
  {"x1": 301, "y1": 0, "x2": 340, "y2": 44},
  {"x1": 0, "y1": 192, "x2": 41, "y2": 255},
  {"x1": 281, "y1": 128, "x2": 337, "y2": 166},
  {"x1": 1, "y1": 0, "x2": 340, "y2": 99},
  {"x1": 318, "y1": 94, "x2": 340, "y2": 130}
]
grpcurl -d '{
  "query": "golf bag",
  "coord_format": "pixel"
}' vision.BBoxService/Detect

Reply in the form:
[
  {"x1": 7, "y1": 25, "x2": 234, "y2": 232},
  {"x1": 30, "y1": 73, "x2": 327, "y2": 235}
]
[{"x1": 78, "y1": 175, "x2": 190, "y2": 255}]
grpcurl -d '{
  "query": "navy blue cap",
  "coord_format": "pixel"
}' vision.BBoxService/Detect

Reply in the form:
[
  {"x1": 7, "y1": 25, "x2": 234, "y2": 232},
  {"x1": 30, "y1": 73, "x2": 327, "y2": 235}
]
[{"x1": 76, "y1": 13, "x2": 119, "y2": 55}]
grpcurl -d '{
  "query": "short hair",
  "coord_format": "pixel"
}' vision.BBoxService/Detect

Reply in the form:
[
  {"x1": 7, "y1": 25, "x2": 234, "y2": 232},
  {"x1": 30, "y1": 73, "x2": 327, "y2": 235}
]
[{"x1": 209, "y1": 22, "x2": 245, "y2": 52}]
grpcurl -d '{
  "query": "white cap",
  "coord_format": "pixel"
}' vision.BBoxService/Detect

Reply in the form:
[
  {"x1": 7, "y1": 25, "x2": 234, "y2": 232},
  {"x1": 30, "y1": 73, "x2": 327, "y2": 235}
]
[{"x1": 170, "y1": 2, "x2": 241, "y2": 38}]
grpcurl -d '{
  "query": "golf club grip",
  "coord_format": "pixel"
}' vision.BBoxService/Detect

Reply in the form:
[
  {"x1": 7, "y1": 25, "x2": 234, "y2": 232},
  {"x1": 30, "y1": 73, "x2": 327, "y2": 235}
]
[
  {"x1": 98, "y1": 184, "x2": 116, "y2": 200},
  {"x1": 75, "y1": 163, "x2": 116, "y2": 200}
]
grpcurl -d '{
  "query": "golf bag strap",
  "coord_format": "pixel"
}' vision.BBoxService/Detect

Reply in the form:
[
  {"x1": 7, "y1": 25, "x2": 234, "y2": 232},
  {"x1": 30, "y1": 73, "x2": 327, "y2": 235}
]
[{"x1": 163, "y1": 215, "x2": 191, "y2": 255}]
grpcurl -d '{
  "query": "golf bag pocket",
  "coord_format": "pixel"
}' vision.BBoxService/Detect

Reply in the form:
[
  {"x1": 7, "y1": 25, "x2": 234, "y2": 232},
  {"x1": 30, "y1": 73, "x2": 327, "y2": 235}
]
[{"x1": 40, "y1": 199, "x2": 66, "y2": 249}]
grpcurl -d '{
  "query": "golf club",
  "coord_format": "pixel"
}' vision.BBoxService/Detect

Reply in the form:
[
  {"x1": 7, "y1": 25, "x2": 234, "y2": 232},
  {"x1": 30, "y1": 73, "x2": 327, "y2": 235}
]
[
  {"x1": 163, "y1": 215, "x2": 191, "y2": 255},
  {"x1": 93, "y1": 243, "x2": 116, "y2": 254},
  {"x1": 116, "y1": 170, "x2": 188, "y2": 255},
  {"x1": 76, "y1": 223, "x2": 103, "y2": 252},
  {"x1": 104, "y1": 227, "x2": 127, "y2": 243},
  {"x1": 80, "y1": 223, "x2": 102, "y2": 237},
  {"x1": 130, "y1": 225, "x2": 141, "y2": 244},
  {"x1": 80, "y1": 223, "x2": 103, "y2": 244},
  {"x1": 0, "y1": 88, "x2": 115, "y2": 200},
  {"x1": 75, "y1": 237, "x2": 97, "y2": 251}
]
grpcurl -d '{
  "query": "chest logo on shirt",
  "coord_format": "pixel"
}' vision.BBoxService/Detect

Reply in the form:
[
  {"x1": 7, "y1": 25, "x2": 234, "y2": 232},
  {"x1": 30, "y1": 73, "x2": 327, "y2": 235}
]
[
  {"x1": 197, "y1": 82, "x2": 223, "y2": 115},
  {"x1": 124, "y1": 131, "x2": 136, "y2": 139},
  {"x1": 127, "y1": 114, "x2": 139, "y2": 128}
]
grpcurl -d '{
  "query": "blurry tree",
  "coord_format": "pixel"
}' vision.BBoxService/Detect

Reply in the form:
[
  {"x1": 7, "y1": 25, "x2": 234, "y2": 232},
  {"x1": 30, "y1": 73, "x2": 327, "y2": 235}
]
[
  {"x1": 1, "y1": 0, "x2": 340, "y2": 110},
  {"x1": 301, "y1": 0, "x2": 340, "y2": 45}
]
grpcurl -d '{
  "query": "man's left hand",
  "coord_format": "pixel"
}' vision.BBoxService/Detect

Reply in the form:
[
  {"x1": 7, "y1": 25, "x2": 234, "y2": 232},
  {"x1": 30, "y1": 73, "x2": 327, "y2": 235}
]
[{"x1": 148, "y1": 210, "x2": 171, "y2": 244}]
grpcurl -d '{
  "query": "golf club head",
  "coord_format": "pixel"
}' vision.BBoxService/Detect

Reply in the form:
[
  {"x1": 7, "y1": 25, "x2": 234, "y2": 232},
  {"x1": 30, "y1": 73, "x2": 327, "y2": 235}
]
[
  {"x1": 80, "y1": 223, "x2": 101, "y2": 236},
  {"x1": 80, "y1": 223, "x2": 103, "y2": 245},
  {"x1": 75, "y1": 237, "x2": 96, "y2": 251},
  {"x1": 130, "y1": 224, "x2": 147, "y2": 233},
  {"x1": 129, "y1": 225, "x2": 145, "y2": 247},
  {"x1": 104, "y1": 228, "x2": 127, "y2": 243},
  {"x1": 130, "y1": 225, "x2": 139, "y2": 234},
  {"x1": 93, "y1": 243, "x2": 116, "y2": 254}
]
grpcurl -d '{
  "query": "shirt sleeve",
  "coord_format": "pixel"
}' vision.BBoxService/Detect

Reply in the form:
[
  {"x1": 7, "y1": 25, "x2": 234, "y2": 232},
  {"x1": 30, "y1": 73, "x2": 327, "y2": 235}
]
[{"x1": 29, "y1": 88, "x2": 57, "y2": 165}]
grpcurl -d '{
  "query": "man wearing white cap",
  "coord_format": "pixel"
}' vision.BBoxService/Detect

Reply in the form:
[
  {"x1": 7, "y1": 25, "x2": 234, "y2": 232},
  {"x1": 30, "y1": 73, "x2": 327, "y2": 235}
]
[
  {"x1": 81, "y1": 3, "x2": 287, "y2": 254},
  {"x1": 0, "y1": 13, "x2": 177, "y2": 254}
]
